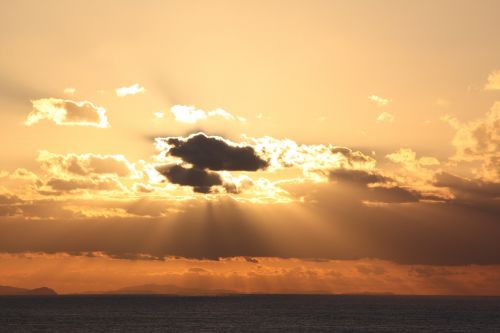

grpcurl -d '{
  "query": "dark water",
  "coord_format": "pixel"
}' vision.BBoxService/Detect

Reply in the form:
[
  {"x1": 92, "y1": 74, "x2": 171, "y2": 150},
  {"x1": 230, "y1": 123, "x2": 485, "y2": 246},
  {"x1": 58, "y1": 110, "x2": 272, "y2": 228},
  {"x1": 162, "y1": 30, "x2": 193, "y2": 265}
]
[{"x1": 1, "y1": 295, "x2": 499, "y2": 332}]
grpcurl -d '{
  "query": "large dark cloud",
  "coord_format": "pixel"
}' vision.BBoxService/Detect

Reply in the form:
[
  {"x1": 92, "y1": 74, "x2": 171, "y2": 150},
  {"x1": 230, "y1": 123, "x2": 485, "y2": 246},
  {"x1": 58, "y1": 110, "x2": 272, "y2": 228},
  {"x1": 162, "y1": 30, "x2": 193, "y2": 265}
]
[
  {"x1": 156, "y1": 165, "x2": 223, "y2": 193},
  {"x1": 163, "y1": 133, "x2": 268, "y2": 171},
  {"x1": 155, "y1": 133, "x2": 267, "y2": 193}
]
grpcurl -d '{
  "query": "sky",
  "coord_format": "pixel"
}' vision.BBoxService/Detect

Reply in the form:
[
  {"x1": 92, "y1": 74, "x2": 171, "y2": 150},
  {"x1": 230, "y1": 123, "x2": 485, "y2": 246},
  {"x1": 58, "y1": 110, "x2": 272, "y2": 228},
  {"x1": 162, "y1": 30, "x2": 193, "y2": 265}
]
[{"x1": 0, "y1": 0, "x2": 499, "y2": 295}]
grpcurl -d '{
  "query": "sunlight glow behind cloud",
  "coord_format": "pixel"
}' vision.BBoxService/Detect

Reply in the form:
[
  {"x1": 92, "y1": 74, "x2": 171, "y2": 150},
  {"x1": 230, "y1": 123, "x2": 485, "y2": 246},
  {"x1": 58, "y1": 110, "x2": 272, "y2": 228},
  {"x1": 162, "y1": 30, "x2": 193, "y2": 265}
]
[{"x1": 25, "y1": 98, "x2": 109, "y2": 128}]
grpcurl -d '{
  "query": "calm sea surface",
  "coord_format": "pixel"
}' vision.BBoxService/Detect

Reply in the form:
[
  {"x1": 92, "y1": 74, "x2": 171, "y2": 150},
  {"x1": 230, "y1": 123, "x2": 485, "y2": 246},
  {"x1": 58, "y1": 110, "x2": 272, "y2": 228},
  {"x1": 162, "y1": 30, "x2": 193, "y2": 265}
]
[{"x1": 0, "y1": 295, "x2": 499, "y2": 332}]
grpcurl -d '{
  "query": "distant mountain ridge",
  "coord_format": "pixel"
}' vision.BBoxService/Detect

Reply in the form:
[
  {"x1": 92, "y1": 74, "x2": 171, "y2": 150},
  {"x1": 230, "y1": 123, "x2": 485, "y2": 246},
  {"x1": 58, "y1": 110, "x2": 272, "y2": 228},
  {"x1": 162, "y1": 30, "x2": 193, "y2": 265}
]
[{"x1": 0, "y1": 285, "x2": 57, "y2": 295}]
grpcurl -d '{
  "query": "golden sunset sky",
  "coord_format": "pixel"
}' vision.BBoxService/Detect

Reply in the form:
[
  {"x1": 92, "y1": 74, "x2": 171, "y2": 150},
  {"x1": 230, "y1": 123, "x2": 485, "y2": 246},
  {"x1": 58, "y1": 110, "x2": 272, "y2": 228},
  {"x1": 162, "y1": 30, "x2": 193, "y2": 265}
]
[{"x1": 0, "y1": 0, "x2": 499, "y2": 295}]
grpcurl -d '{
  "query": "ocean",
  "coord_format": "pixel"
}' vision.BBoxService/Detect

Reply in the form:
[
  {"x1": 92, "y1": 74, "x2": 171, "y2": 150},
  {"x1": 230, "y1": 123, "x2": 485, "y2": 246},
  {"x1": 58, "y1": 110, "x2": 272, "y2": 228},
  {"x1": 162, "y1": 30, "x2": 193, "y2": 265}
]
[{"x1": 1, "y1": 295, "x2": 499, "y2": 332}]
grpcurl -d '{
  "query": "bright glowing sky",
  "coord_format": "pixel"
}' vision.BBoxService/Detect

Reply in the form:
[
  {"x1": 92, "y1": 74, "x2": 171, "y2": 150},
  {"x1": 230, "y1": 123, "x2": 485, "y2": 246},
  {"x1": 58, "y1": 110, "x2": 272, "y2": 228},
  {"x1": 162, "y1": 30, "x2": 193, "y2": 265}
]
[{"x1": 0, "y1": 0, "x2": 499, "y2": 295}]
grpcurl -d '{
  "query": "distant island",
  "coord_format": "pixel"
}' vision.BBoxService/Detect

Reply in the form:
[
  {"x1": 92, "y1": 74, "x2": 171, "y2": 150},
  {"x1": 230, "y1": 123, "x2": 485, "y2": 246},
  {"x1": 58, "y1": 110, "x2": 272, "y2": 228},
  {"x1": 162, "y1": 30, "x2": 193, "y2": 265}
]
[{"x1": 0, "y1": 285, "x2": 58, "y2": 296}]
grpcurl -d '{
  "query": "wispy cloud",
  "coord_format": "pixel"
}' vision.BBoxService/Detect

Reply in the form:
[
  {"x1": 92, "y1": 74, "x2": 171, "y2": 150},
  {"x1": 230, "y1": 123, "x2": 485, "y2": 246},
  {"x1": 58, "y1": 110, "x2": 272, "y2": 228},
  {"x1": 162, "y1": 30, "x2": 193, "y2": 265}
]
[{"x1": 369, "y1": 95, "x2": 391, "y2": 107}]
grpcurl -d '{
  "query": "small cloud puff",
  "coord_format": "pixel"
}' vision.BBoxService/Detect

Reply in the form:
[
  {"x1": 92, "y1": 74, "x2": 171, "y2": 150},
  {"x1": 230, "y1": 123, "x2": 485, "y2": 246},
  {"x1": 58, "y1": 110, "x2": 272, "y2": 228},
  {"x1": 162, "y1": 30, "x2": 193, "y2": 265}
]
[
  {"x1": 377, "y1": 112, "x2": 395, "y2": 123},
  {"x1": 369, "y1": 95, "x2": 391, "y2": 107},
  {"x1": 63, "y1": 87, "x2": 76, "y2": 95},
  {"x1": 25, "y1": 98, "x2": 109, "y2": 128},
  {"x1": 153, "y1": 112, "x2": 165, "y2": 119},
  {"x1": 484, "y1": 69, "x2": 500, "y2": 90},
  {"x1": 170, "y1": 105, "x2": 246, "y2": 124},
  {"x1": 115, "y1": 83, "x2": 145, "y2": 97}
]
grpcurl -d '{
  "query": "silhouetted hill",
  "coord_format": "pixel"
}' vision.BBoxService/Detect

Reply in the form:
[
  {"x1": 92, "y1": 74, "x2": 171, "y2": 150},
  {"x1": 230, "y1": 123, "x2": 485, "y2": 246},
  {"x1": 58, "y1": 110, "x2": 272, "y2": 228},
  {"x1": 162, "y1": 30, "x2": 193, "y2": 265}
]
[{"x1": 0, "y1": 285, "x2": 57, "y2": 295}]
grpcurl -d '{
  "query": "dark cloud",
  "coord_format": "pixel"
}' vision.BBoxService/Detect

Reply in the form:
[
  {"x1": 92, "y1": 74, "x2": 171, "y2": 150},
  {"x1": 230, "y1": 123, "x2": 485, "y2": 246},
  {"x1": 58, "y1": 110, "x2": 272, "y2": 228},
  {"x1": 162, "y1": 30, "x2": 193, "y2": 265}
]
[
  {"x1": 331, "y1": 147, "x2": 373, "y2": 165},
  {"x1": 162, "y1": 133, "x2": 268, "y2": 171},
  {"x1": 156, "y1": 164, "x2": 223, "y2": 193},
  {"x1": 433, "y1": 172, "x2": 500, "y2": 214},
  {"x1": 328, "y1": 168, "x2": 418, "y2": 203},
  {"x1": 155, "y1": 133, "x2": 266, "y2": 193},
  {"x1": 434, "y1": 172, "x2": 500, "y2": 199},
  {"x1": 329, "y1": 169, "x2": 389, "y2": 185},
  {"x1": 0, "y1": 194, "x2": 22, "y2": 205},
  {"x1": 368, "y1": 186, "x2": 419, "y2": 203}
]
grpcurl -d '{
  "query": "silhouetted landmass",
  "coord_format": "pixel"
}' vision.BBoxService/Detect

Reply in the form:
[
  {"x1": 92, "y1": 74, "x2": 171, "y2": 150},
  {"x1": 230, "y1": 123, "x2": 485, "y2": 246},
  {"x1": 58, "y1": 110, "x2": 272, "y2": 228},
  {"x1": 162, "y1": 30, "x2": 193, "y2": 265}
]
[{"x1": 0, "y1": 285, "x2": 57, "y2": 295}]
